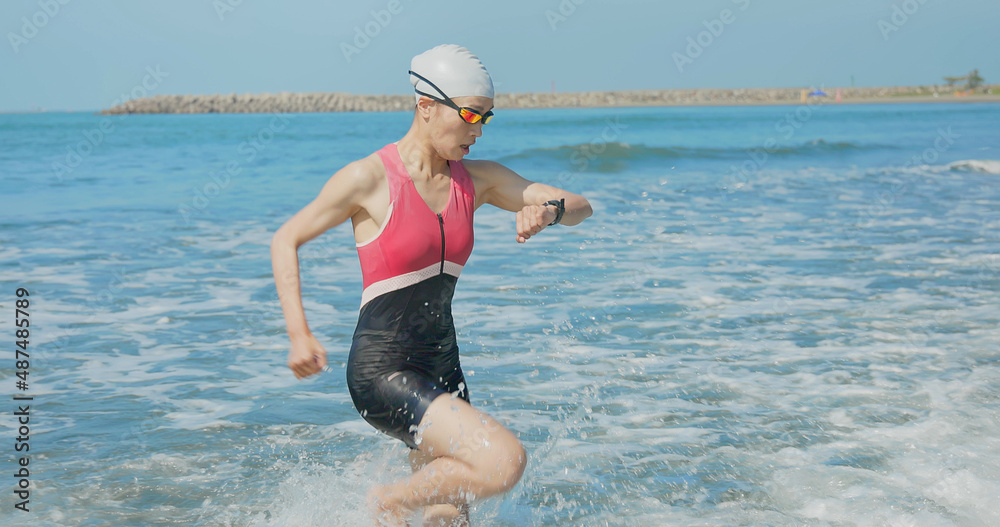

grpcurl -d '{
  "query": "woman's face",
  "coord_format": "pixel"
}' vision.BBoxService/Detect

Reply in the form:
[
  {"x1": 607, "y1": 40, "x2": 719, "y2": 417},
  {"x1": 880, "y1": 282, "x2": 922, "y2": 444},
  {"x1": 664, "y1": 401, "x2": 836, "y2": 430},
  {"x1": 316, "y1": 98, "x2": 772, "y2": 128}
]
[{"x1": 427, "y1": 96, "x2": 494, "y2": 160}]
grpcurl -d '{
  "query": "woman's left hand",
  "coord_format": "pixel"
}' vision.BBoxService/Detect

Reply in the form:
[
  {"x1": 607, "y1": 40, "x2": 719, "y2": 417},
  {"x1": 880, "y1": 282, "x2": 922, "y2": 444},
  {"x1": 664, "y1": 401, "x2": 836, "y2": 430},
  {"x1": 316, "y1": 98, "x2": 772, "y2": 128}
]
[{"x1": 515, "y1": 204, "x2": 557, "y2": 243}]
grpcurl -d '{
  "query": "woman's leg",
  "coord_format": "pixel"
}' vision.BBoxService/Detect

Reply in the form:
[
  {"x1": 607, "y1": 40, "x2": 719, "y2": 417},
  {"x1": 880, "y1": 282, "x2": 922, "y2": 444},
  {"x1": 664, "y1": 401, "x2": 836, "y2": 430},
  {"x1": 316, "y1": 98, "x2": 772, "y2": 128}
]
[
  {"x1": 369, "y1": 394, "x2": 526, "y2": 525},
  {"x1": 408, "y1": 449, "x2": 469, "y2": 526}
]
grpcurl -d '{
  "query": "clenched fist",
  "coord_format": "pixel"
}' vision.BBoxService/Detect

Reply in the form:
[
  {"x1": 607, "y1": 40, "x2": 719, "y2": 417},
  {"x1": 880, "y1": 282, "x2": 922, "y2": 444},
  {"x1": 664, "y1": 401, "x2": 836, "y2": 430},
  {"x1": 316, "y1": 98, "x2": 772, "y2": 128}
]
[
  {"x1": 515, "y1": 203, "x2": 557, "y2": 243},
  {"x1": 287, "y1": 333, "x2": 328, "y2": 379}
]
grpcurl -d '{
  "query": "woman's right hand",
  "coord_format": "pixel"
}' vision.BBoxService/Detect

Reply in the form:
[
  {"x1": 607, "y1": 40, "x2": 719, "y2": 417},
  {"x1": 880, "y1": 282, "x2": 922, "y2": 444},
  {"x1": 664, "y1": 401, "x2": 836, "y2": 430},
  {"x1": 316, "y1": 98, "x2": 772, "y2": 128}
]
[{"x1": 287, "y1": 334, "x2": 328, "y2": 379}]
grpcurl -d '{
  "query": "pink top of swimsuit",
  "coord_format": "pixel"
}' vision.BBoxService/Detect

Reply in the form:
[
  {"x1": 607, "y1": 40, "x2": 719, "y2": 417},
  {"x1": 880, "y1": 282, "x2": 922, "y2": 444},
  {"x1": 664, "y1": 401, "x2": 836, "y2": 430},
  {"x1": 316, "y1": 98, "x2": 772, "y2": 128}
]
[{"x1": 355, "y1": 143, "x2": 475, "y2": 308}]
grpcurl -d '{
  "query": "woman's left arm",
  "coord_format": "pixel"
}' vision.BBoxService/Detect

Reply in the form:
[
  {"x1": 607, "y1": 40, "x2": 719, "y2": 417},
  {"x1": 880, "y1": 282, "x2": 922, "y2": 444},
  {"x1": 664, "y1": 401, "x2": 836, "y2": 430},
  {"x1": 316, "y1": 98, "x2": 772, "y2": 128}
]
[{"x1": 470, "y1": 160, "x2": 593, "y2": 243}]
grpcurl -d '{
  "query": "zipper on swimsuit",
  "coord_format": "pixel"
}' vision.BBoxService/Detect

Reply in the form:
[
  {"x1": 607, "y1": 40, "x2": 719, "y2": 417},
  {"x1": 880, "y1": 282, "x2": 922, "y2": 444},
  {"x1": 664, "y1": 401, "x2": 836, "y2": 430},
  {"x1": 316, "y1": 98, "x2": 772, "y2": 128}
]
[{"x1": 437, "y1": 213, "x2": 446, "y2": 274}]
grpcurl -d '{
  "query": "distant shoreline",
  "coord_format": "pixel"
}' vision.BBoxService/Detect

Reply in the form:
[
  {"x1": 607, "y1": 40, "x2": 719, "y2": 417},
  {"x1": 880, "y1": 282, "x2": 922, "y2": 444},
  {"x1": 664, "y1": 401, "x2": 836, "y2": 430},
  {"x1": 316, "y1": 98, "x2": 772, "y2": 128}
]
[{"x1": 95, "y1": 84, "x2": 998, "y2": 115}]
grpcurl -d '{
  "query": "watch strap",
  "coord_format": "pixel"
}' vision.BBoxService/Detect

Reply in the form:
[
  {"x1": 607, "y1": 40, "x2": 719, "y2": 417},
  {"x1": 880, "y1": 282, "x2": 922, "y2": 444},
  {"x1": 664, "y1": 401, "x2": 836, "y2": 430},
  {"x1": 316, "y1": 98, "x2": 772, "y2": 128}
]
[{"x1": 544, "y1": 198, "x2": 565, "y2": 226}]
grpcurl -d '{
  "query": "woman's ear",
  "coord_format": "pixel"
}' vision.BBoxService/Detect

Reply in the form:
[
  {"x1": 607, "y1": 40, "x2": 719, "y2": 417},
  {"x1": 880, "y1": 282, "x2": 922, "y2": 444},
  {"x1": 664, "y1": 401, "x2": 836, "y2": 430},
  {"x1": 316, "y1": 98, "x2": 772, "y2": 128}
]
[{"x1": 415, "y1": 96, "x2": 435, "y2": 120}]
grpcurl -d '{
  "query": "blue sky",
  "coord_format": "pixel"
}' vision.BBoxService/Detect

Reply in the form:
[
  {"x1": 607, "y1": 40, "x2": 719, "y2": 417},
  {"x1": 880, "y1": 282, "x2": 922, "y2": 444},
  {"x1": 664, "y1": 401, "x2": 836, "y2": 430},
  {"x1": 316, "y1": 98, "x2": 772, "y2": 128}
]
[{"x1": 2, "y1": 0, "x2": 997, "y2": 112}]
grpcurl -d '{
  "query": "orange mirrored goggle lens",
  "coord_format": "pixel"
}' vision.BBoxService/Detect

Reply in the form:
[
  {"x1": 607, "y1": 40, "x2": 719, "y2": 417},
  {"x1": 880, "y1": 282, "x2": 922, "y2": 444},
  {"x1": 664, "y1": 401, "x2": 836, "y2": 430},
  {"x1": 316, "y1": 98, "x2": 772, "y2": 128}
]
[{"x1": 459, "y1": 107, "x2": 494, "y2": 125}]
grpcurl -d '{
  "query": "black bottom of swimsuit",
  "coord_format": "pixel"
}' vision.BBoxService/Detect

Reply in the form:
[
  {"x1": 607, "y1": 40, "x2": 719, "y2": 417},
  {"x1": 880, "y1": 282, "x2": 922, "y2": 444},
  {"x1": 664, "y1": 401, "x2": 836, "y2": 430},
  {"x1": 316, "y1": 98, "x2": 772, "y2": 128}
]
[{"x1": 346, "y1": 275, "x2": 470, "y2": 449}]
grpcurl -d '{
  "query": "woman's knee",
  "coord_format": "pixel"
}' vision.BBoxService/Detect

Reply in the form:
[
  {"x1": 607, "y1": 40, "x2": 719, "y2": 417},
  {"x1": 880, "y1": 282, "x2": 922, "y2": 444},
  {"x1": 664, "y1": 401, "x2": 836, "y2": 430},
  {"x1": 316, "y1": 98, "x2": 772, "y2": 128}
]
[
  {"x1": 504, "y1": 437, "x2": 527, "y2": 489},
  {"x1": 479, "y1": 434, "x2": 526, "y2": 495}
]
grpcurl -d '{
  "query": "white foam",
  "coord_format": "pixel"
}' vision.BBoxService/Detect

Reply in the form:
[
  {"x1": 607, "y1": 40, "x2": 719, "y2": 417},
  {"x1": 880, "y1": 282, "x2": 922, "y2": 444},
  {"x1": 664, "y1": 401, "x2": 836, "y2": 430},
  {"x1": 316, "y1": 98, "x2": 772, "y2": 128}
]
[{"x1": 948, "y1": 159, "x2": 1000, "y2": 174}]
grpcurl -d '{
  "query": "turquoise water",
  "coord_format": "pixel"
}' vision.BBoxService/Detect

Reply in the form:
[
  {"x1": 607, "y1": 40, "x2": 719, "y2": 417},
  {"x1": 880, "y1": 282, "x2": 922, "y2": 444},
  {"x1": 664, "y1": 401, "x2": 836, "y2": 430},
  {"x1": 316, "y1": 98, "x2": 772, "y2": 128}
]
[{"x1": 2, "y1": 102, "x2": 999, "y2": 526}]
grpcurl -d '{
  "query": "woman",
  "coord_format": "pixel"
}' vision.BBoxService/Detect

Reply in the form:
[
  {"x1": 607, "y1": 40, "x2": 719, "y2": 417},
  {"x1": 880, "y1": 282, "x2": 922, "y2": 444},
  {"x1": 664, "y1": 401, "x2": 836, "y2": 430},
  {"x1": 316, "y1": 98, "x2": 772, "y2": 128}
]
[{"x1": 271, "y1": 44, "x2": 592, "y2": 526}]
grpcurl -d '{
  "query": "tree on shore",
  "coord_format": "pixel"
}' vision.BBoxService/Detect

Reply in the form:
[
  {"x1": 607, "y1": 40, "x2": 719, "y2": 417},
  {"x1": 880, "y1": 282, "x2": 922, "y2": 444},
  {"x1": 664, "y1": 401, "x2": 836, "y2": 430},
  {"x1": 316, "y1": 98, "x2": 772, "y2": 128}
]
[
  {"x1": 967, "y1": 69, "x2": 984, "y2": 90},
  {"x1": 943, "y1": 69, "x2": 985, "y2": 91}
]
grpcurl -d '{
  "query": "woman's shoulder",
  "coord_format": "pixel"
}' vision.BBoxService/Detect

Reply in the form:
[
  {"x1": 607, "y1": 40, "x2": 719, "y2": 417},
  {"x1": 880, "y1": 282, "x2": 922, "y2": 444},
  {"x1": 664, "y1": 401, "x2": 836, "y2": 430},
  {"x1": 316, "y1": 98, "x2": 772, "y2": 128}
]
[{"x1": 329, "y1": 151, "x2": 386, "y2": 191}]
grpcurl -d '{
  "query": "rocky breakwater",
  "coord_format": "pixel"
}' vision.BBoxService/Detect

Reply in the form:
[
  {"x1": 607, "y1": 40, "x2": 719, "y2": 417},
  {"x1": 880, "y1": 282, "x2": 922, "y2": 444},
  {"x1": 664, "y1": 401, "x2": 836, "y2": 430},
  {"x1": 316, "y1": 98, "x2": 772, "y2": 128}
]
[
  {"x1": 101, "y1": 92, "x2": 415, "y2": 114},
  {"x1": 101, "y1": 85, "x2": 998, "y2": 114}
]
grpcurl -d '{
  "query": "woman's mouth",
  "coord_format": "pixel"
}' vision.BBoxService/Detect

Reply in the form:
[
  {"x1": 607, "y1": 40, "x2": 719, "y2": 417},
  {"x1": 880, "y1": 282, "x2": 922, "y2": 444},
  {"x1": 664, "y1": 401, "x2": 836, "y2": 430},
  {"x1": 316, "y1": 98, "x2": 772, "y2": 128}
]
[{"x1": 460, "y1": 144, "x2": 471, "y2": 155}]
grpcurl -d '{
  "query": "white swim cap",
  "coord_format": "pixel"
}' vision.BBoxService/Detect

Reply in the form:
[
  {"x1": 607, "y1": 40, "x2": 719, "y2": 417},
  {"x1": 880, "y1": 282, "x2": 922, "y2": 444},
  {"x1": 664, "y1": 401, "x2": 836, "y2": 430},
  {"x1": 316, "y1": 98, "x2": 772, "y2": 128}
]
[{"x1": 409, "y1": 44, "x2": 494, "y2": 104}]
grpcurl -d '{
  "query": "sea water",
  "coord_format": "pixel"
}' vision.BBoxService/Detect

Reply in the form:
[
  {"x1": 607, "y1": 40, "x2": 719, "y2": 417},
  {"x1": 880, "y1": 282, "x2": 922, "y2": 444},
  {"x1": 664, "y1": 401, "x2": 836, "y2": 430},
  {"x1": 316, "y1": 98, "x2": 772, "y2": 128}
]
[{"x1": 1, "y1": 101, "x2": 999, "y2": 526}]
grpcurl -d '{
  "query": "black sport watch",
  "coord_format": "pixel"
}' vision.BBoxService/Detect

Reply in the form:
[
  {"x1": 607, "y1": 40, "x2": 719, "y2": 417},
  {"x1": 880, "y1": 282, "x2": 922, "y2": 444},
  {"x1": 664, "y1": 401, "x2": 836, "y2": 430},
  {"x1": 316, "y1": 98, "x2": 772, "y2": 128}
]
[{"x1": 544, "y1": 198, "x2": 565, "y2": 226}]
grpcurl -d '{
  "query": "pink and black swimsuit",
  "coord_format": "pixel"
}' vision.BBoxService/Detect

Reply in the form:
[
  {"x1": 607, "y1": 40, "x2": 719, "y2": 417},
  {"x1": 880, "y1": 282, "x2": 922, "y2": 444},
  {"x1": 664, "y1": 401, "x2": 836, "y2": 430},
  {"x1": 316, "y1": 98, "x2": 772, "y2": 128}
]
[{"x1": 346, "y1": 142, "x2": 475, "y2": 449}]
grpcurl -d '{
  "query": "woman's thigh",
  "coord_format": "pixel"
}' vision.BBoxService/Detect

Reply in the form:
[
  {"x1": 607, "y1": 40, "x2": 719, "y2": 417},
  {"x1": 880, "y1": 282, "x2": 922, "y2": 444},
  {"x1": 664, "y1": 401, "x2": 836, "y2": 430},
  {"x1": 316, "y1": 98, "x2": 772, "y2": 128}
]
[{"x1": 413, "y1": 394, "x2": 525, "y2": 474}]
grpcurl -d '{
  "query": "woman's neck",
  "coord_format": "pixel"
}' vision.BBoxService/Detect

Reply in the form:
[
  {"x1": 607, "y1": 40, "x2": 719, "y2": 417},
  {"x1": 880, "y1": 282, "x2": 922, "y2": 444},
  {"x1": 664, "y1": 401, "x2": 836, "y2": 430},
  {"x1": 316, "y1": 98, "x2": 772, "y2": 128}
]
[{"x1": 396, "y1": 130, "x2": 450, "y2": 181}]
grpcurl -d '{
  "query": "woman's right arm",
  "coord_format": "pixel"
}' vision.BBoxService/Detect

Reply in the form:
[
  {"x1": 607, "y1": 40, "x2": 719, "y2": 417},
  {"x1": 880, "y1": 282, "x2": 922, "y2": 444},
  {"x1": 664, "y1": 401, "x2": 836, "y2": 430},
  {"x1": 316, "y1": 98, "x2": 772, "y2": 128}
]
[{"x1": 270, "y1": 160, "x2": 372, "y2": 379}]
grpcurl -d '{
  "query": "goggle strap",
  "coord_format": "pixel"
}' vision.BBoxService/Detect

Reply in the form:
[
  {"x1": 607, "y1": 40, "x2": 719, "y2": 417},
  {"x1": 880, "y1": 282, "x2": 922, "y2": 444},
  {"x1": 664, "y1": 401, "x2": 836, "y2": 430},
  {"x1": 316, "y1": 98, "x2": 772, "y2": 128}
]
[
  {"x1": 414, "y1": 89, "x2": 445, "y2": 103},
  {"x1": 409, "y1": 71, "x2": 451, "y2": 102}
]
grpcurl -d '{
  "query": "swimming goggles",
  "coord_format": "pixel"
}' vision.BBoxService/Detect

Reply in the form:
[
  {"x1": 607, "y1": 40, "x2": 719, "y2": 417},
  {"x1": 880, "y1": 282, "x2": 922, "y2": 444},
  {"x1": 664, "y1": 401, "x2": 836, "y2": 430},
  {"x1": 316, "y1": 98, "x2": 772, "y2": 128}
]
[{"x1": 408, "y1": 70, "x2": 494, "y2": 124}]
